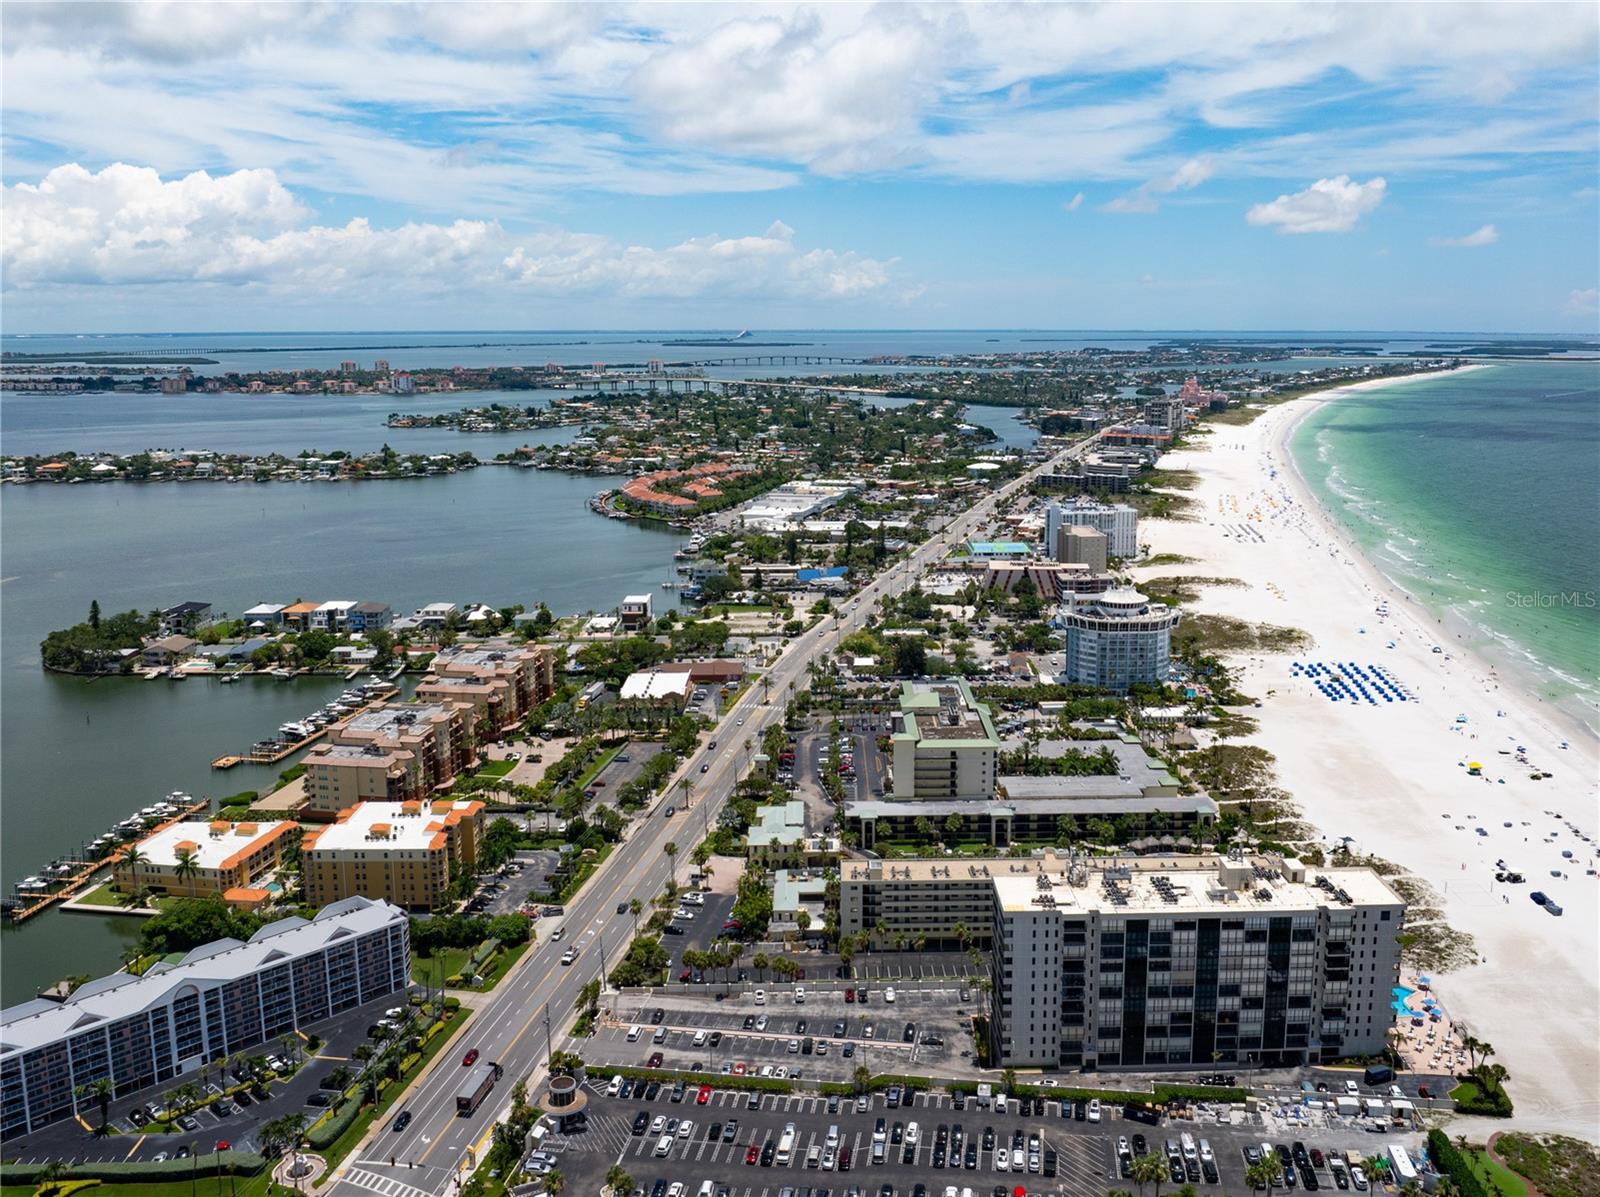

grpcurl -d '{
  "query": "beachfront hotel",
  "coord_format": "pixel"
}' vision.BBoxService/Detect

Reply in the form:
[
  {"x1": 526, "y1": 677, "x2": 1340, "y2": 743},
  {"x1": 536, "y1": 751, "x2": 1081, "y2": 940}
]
[
  {"x1": 990, "y1": 855, "x2": 1404, "y2": 1071},
  {"x1": 1045, "y1": 496, "x2": 1139, "y2": 559},
  {"x1": 112, "y1": 819, "x2": 296, "y2": 902},
  {"x1": 0, "y1": 897, "x2": 409, "y2": 1136},
  {"x1": 1061, "y1": 588, "x2": 1181, "y2": 692},
  {"x1": 302, "y1": 700, "x2": 477, "y2": 818},
  {"x1": 840, "y1": 852, "x2": 1403, "y2": 1071},
  {"x1": 301, "y1": 800, "x2": 485, "y2": 912}
]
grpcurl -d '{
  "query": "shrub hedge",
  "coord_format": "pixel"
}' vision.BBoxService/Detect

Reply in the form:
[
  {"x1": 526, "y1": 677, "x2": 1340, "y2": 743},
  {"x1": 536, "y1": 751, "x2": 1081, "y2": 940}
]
[
  {"x1": 0, "y1": 1150, "x2": 263, "y2": 1185},
  {"x1": 307, "y1": 1096, "x2": 364, "y2": 1149},
  {"x1": 1428, "y1": 1129, "x2": 1494, "y2": 1197}
]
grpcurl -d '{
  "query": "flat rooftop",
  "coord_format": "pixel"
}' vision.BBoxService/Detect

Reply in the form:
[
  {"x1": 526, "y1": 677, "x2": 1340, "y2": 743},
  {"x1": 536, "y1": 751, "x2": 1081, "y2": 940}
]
[
  {"x1": 341, "y1": 702, "x2": 457, "y2": 736},
  {"x1": 132, "y1": 819, "x2": 294, "y2": 871},
  {"x1": 0, "y1": 898, "x2": 405, "y2": 1057},
  {"x1": 306, "y1": 800, "x2": 483, "y2": 855},
  {"x1": 895, "y1": 678, "x2": 1000, "y2": 747},
  {"x1": 844, "y1": 852, "x2": 1402, "y2": 915}
]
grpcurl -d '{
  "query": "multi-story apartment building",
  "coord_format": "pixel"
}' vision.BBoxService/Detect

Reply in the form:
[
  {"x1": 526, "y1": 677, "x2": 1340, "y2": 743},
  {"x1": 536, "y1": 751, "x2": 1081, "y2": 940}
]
[
  {"x1": 0, "y1": 897, "x2": 408, "y2": 1136},
  {"x1": 1055, "y1": 525, "x2": 1108, "y2": 573},
  {"x1": 986, "y1": 854, "x2": 1403, "y2": 1071},
  {"x1": 1061, "y1": 588, "x2": 1181, "y2": 692},
  {"x1": 300, "y1": 743, "x2": 422, "y2": 813},
  {"x1": 113, "y1": 819, "x2": 296, "y2": 899},
  {"x1": 417, "y1": 644, "x2": 555, "y2": 731},
  {"x1": 303, "y1": 701, "x2": 476, "y2": 818},
  {"x1": 1045, "y1": 497, "x2": 1139, "y2": 559},
  {"x1": 888, "y1": 679, "x2": 1000, "y2": 802},
  {"x1": 301, "y1": 800, "x2": 485, "y2": 912}
]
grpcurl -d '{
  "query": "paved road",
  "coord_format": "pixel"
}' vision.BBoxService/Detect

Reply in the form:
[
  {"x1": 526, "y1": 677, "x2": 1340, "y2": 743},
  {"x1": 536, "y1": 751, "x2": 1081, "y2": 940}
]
[{"x1": 326, "y1": 436, "x2": 1100, "y2": 1197}]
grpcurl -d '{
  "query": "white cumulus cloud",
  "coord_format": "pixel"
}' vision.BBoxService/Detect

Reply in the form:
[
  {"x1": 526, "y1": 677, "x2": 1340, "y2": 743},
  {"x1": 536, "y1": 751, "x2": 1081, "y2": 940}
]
[
  {"x1": 1246, "y1": 174, "x2": 1387, "y2": 233},
  {"x1": 1, "y1": 163, "x2": 897, "y2": 302},
  {"x1": 1433, "y1": 223, "x2": 1499, "y2": 247},
  {"x1": 1566, "y1": 287, "x2": 1598, "y2": 315}
]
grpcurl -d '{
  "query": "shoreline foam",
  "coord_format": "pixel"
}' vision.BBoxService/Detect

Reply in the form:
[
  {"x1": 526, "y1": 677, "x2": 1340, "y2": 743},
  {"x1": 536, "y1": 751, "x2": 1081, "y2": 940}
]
[{"x1": 1135, "y1": 369, "x2": 1600, "y2": 1138}]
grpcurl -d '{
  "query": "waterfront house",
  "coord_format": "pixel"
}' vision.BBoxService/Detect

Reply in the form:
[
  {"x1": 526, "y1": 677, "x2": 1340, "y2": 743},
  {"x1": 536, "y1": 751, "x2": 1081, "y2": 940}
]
[
  {"x1": 619, "y1": 593, "x2": 654, "y2": 632},
  {"x1": 242, "y1": 602, "x2": 286, "y2": 628},
  {"x1": 348, "y1": 601, "x2": 393, "y2": 632},
  {"x1": 312, "y1": 600, "x2": 359, "y2": 631},
  {"x1": 280, "y1": 601, "x2": 320, "y2": 632},
  {"x1": 141, "y1": 635, "x2": 197, "y2": 668},
  {"x1": 413, "y1": 602, "x2": 458, "y2": 629},
  {"x1": 158, "y1": 601, "x2": 212, "y2": 636}
]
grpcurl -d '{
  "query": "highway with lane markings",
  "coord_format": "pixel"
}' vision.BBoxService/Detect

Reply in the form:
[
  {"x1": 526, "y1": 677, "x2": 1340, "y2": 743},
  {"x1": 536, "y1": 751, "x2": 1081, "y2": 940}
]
[{"x1": 325, "y1": 434, "x2": 1100, "y2": 1196}]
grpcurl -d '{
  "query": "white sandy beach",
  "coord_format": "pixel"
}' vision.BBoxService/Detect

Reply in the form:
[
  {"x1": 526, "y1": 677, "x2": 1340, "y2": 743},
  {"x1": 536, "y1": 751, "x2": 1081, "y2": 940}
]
[{"x1": 1135, "y1": 374, "x2": 1600, "y2": 1139}]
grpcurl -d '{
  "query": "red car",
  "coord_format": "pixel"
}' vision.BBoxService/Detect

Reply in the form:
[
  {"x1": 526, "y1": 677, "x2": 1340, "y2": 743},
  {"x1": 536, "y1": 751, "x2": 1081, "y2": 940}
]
[
  {"x1": 646, "y1": 1052, "x2": 664, "y2": 1068},
  {"x1": 732, "y1": 1062, "x2": 748, "y2": 1075},
  {"x1": 840, "y1": 1145, "x2": 852, "y2": 1170},
  {"x1": 845, "y1": 988, "x2": 855, "y2": 1003},
  {"x1": 461, "y1": 1049, "x2": 479, "y2": 1067},
  {"x1": 696, "y1": 1084, "x2": 712, "y2": 1105},
  {"x1": 679, "y1": 969, "x2": 692, "y2": 982},
  {"x1": 745, "y1": 1145, "x2": 760, "y2": 1165}
]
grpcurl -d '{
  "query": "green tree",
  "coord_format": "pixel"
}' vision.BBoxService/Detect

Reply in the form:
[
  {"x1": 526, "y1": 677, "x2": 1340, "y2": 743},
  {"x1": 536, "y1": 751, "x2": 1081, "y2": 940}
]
[
  {"x1": 88, "y1": 600, "x2": 101, "y2": 631},
  {"x1": 1133, "y1": 1152, "x2": 1170, "y2": 1197},
  {"x1": 75, "y1": 1077, "x2": 115, "y2": 1136},
  {"x1": 172, "y1": 848, "x2": 201, "y2": 897},
  {"x1": 605, "y1": 1164, "x2": 633, "y2": 1194}
]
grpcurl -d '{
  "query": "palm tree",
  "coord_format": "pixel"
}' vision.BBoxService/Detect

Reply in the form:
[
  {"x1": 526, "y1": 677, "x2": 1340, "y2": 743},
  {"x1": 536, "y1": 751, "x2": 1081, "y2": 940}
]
[
  {"x1": 663, "y1": 841, "x2": 678, "y2": 887},
  {"x1": 605, "y1": 1164, "x2": 633, "y2": 1195},
  {"x1": 172, "y1": 848, "x2": 202, "y2": 897},
  {"x1": 628, "y1": 898, "x2": 643, "y2": 940},
  {"x1": 545, "y1": 1169, "x2": 566, "y2": 1195},
  {"x1": 1132, "y1": 1152, "x2": 1168, "y2": 1197},
  {"x1": 75, "y1": 1077, "x2": 115, "y2": 1136},
  {"x1": 1245, "y1": 1158, "x2": 1281, "y2": 1195},
  {"x1": 752, "y1": 952, "x2": 769, "y2": 980},
  {"x1": 119, "y1": 845, "x2": 148, "y2": 898}
]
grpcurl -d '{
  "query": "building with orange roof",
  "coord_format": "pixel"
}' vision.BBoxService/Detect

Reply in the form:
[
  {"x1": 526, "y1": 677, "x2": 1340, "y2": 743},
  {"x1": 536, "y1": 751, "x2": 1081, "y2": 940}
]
[
  {"x1": 113, "y1": 819, "x2": 296, "y2": 897},
  {"x1": 301, "y1": 799, "x2": 485, "y2": 911},
  {"x1": 280, "y1": 600, "x2": 321, "y2": 632}
]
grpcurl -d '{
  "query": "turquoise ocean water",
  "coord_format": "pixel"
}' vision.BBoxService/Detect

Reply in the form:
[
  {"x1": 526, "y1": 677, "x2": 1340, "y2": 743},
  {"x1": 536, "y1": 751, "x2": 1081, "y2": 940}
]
[{"x1": 1290, "y1": 361, "x2": 1600, "y2": 722}]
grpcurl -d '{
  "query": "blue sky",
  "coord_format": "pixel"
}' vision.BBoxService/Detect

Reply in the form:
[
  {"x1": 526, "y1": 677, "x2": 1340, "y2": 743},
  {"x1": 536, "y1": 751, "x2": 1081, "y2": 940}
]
[{"x1": 2, "y1": 1, "x2": 1596, "y2": 333}]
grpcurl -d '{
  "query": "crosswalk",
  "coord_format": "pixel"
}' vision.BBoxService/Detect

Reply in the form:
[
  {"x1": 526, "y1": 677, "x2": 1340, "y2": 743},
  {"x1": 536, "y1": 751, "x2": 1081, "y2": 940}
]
[{"x1": 342, "y1": 1167, "x2": 437, "y2": 1197}]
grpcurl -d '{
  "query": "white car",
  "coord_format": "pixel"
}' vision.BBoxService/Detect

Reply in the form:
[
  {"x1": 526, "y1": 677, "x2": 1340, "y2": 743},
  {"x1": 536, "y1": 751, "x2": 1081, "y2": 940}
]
[
  {"x1": 677, "y1": 1119, "x2": 693, "y2": 1139},
  {"x1": 692, "y1": 1030, "x2": 708, "y2": 1047},
  {"x1": 755, "y1": 1014, "x2": 769, "y2": 1031},
  {"x1": 649, "y1": 1115, "x2": 665, "y2": 1135},
  {"x1": 1351, "y1": 1166, "x2": 1369, "y2": 1191},
  {"x1": 754, "y1": 990, "x2": 767, "y2": 1005},
  {"x1": 1087, "y1": 1098, "x2": 1101, "y2": 1123},
  {"x1": 905, "y1": 1121, "x2": 920, "y2": 1145},
  {"x1": 1345, "y1": 1079, "x2": 1360, "y2": 1094},
  {"x1": 560, "y1": 948, "x2": 577, "y2": 965},
  {"x1": 995, "y1": 1147, "x2": 1008, "y2": 1172},
  {"x1": 654, "y1": 1134, "x2": 674, "y2": 1157},
  {"x1": 1011, "y1": 1148, "x2": 1024, "y2": 1170},
  {"x1": 606, "y1": 1074, "x2": 624, "y2": 1096},
  {"x1": 884, "y1": 986, "x2": 897, "y2": 1003},
  {"x1": 794, "y1": 986, "x2": 805, "y2": 1003}
]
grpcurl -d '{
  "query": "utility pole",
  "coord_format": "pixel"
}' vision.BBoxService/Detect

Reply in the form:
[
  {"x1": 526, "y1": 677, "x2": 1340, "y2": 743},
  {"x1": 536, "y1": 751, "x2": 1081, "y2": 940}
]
[{"x1": 543, "y1": 1002, "x2": 554, "y2": 1072}]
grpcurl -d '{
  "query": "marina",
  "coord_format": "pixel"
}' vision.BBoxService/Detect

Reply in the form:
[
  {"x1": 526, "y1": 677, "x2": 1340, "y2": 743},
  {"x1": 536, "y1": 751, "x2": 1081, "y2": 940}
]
[
  {"x1": 240, "y1": 678, "x2": 397, "y2": 764},
  {"x1": 1, "y1": 792, "x2": 209, "y2": 925}
]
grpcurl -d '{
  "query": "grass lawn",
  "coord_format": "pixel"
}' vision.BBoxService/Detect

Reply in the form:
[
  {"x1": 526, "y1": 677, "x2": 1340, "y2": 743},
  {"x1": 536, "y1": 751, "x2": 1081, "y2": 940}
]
[
  {"x1": 476, "y1": 941, "x2": 531, "y2": 990},
  {"x1": 411, "y1": 946, "x2": 472, "y2": 988},
  {"x1": 475, "y1": 758, "x2": 516, "y2": 779},
  {"x1": 1460, "y1": 1147, "x2": 1529, "y2": 1197},
  {"x1": 73, "y1": 882, "x2": 128, "y2": 908}
]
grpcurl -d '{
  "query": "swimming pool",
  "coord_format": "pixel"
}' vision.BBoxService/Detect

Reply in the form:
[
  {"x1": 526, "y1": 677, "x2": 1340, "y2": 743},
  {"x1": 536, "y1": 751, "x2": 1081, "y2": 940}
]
[{"x1": 1390, "y1": 985, "x2": 1416, "y2": 1016}]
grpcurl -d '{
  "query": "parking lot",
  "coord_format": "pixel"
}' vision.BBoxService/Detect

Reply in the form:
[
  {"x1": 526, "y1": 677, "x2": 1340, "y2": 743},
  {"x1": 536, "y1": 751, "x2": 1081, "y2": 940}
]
[
  {"x1": 533, "y1": 1077, "x2": 1426, "y2": 1197},
  {"x1": 595, "y1": 984, "x2": 979, "y2": 1084},
  {"x1": 2, "y1": 992, "x2": 408, "y2": 1166}
]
